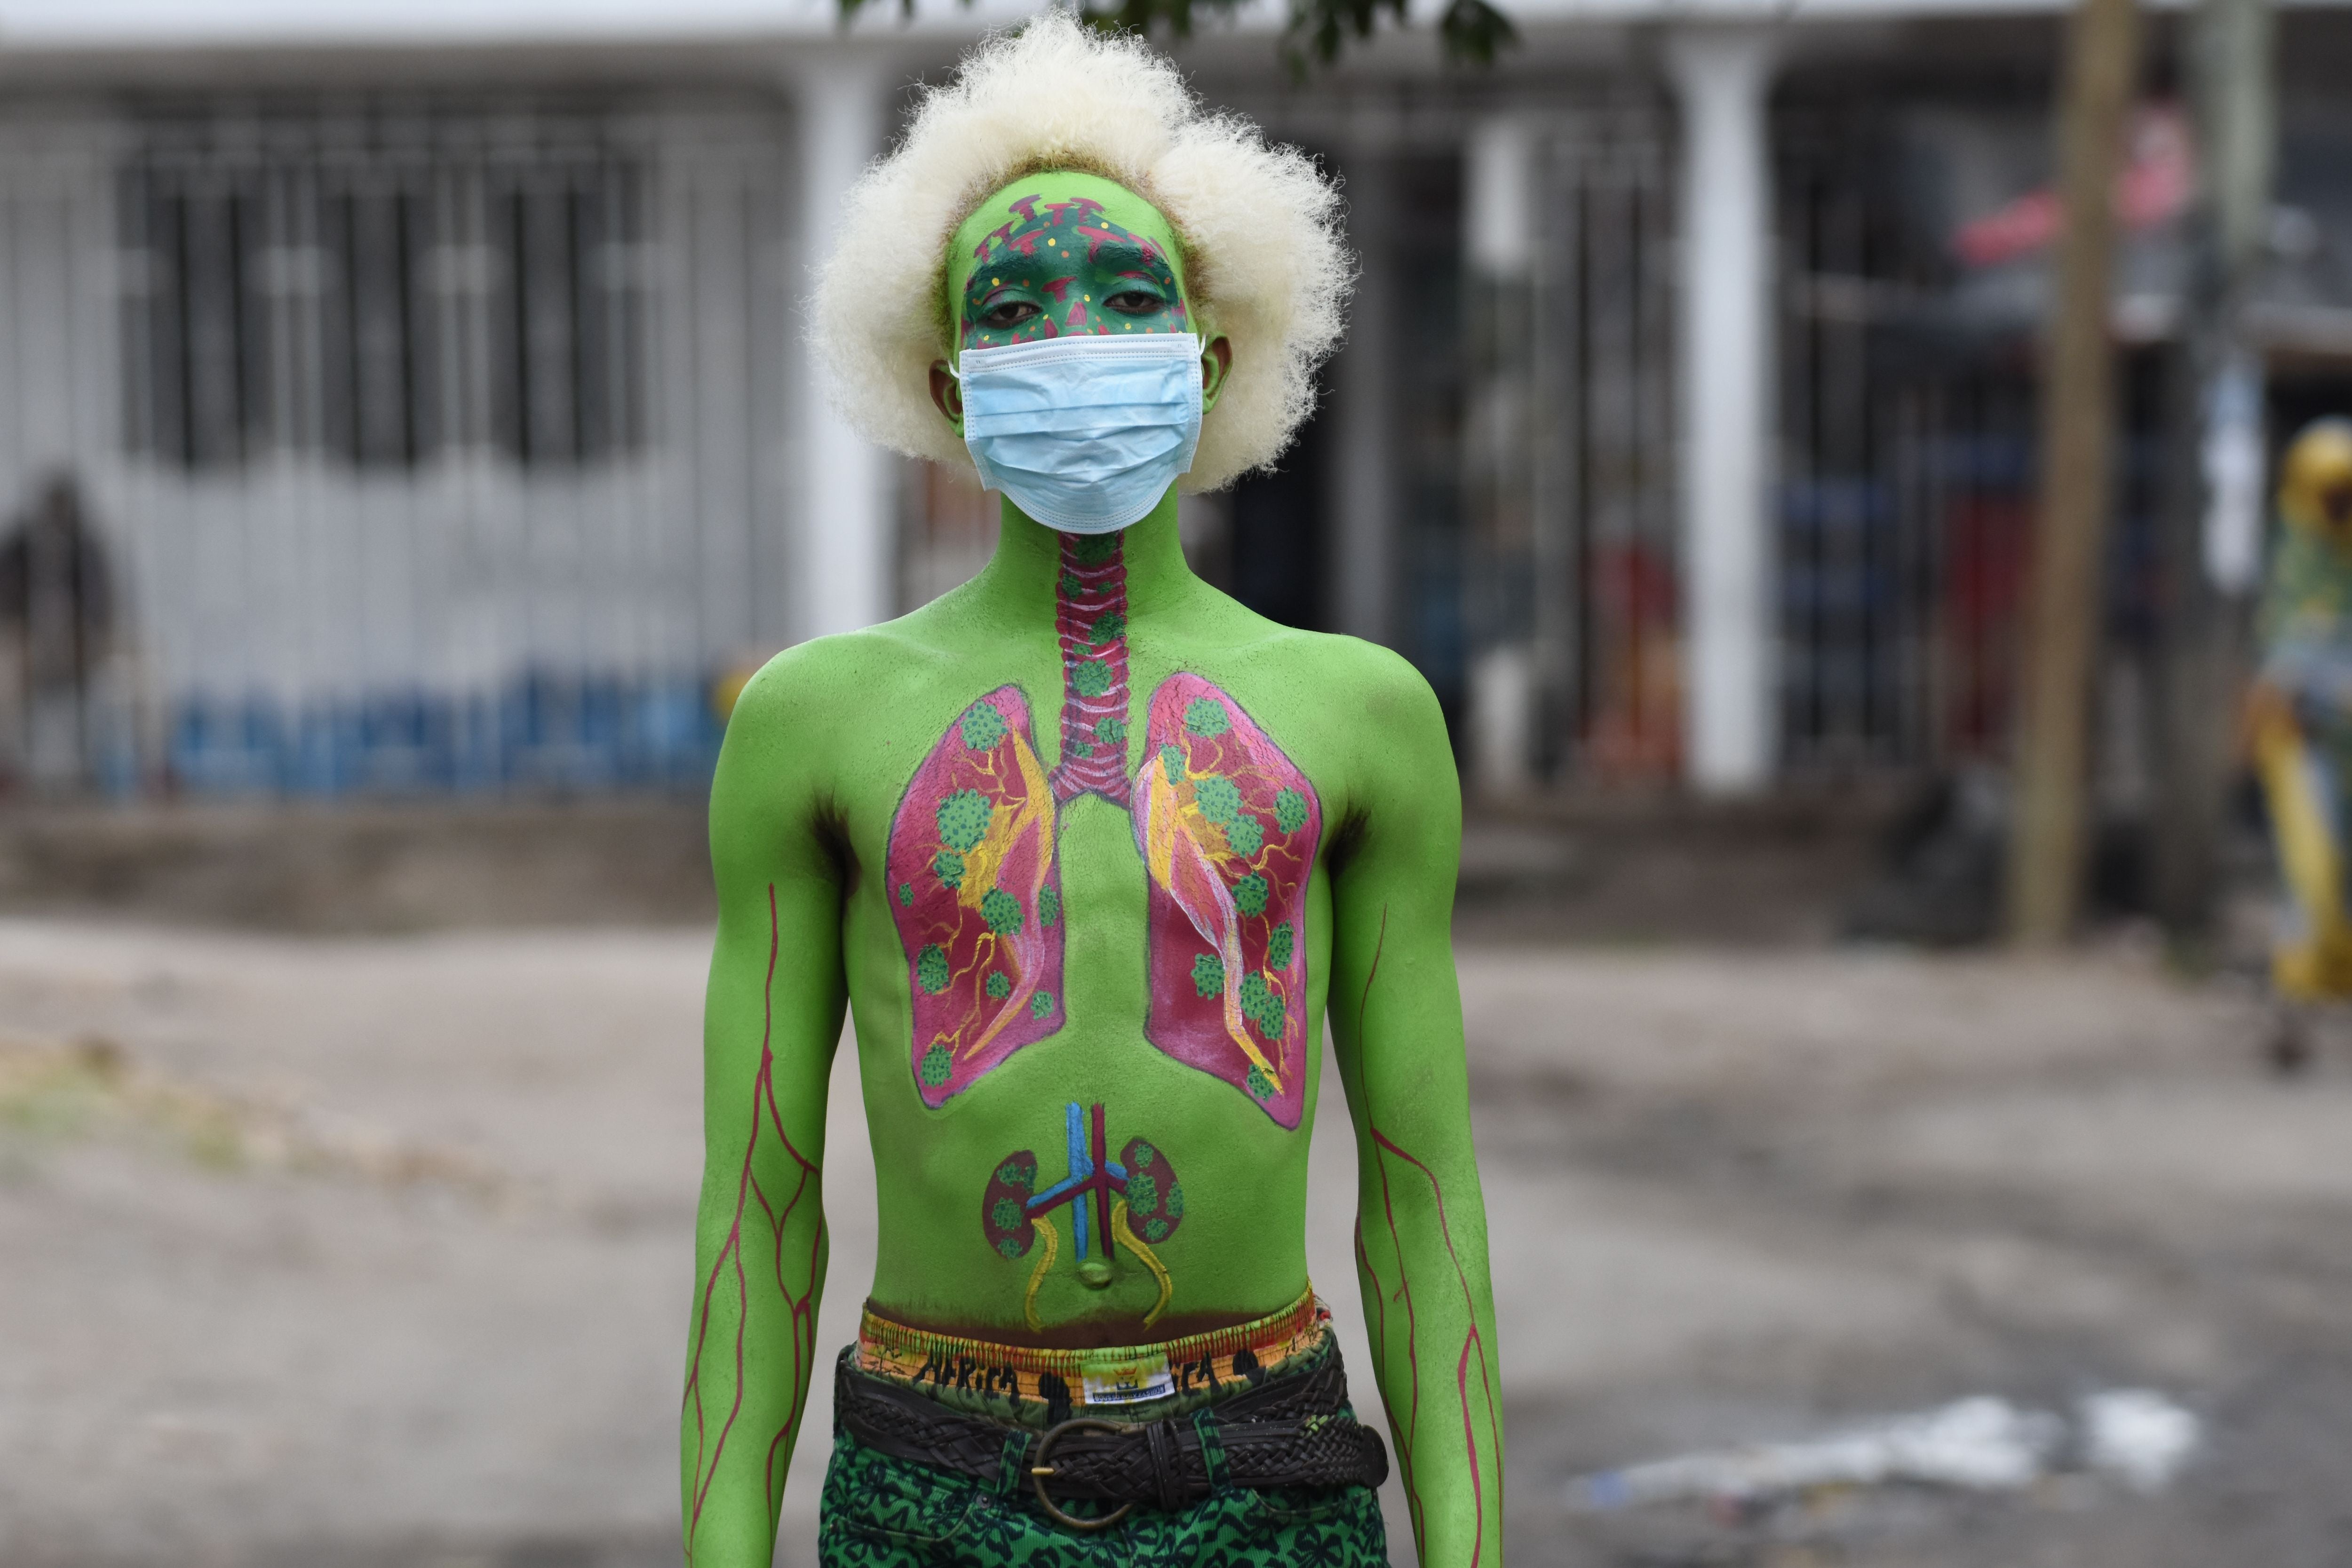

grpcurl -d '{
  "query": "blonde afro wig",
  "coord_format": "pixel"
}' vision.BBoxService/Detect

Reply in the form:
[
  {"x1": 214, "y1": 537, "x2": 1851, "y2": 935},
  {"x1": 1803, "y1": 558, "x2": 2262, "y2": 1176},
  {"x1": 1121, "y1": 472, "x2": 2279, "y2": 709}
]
[{"x1": 812, "y1": 12, "x2": 1353, "y2": 492}]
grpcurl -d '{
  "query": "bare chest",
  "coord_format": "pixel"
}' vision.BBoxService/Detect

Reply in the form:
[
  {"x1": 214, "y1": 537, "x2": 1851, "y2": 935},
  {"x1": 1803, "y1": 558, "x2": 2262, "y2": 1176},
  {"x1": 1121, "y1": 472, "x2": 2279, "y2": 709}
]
[{"x1": 877, "y1": 533, "x2": 1325, "y2": 1131}]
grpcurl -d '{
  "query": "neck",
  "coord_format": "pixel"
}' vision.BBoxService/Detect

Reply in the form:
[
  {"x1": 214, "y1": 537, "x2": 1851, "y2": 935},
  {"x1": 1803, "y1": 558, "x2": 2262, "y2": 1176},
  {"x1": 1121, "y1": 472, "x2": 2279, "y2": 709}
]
[
  {"x1": 971, "y1": 487, "x2": 1198, "y2": 623},
  {"x1": 971, "y1": 487, "x2": 1195, "y2": 806}
]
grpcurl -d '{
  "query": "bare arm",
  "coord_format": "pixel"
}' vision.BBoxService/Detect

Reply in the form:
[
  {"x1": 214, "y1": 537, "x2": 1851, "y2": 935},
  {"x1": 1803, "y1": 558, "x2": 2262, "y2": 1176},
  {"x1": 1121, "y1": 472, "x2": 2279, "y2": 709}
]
[
  {"x1": 1327, "y1": 653, "x2": 1504, "y2": 1568},
  {"x1": 680, "y1": 656, "x2": 850, "y2": 1567}
]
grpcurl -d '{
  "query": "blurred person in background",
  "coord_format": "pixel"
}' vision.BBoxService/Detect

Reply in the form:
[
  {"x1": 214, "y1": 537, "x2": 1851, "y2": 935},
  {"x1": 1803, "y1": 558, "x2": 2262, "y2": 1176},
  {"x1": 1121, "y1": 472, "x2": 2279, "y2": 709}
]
[
  {"x1": 2249, "y1": 417, "x2": 2352, "y2": 1055},
  {"x1": 677, "y1": 18, "x2": 1501, "y2": 1568},
  {"x1": 0, "y1": 472, "x2": 113, "y2": 792}
]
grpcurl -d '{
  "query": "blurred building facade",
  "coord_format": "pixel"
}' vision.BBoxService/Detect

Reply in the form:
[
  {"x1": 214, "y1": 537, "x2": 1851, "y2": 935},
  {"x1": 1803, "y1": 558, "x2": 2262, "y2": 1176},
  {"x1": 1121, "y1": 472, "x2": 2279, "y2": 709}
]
[{"x1": 2, "y1": 0, "x2": 2352, "y2": 800}]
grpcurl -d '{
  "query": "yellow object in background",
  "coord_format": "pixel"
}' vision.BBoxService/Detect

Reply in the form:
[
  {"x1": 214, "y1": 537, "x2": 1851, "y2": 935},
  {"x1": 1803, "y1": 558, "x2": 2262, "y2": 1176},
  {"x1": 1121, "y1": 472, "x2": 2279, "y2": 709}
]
[
  {"x1": 2278, "y1": 418, "x2": 2352, "y2": 541},
  {"x1": 2251, "y1": 692, "x2": 2352, "y2": 999},
  {"x1": 707, "y1": 659, "x2": 765, "y2": 725},
  {"x1": 2256, "y1": 420, "x2": 2352, "y2": 1000}
]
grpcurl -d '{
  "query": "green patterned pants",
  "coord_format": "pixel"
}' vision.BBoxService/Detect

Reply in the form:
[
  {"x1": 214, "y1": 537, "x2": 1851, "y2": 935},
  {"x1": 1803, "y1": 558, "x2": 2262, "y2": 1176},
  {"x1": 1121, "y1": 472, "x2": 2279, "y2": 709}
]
[{"x1": 815, "y1": 1389, "x2": 1390, "y2": 1567}]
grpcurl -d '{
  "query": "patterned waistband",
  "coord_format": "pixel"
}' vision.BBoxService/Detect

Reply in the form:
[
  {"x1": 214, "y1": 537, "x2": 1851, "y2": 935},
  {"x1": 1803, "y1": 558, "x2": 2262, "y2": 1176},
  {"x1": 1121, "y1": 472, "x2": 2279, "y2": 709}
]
[{"x1": 855, "y1": 1289, "x2": 1329, "y2": 1425}]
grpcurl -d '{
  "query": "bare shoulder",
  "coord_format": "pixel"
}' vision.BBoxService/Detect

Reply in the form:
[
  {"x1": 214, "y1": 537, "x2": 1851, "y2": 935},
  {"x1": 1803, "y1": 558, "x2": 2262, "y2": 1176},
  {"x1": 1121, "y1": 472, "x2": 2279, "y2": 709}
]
[
  {"x1": 1242, "y1": 626, "x2": 1447, "y2": 743},
  {"x1": 728, "y1": 621, "x2": 947, "y2": 734},
  {"x1": 717, "y1": 627, "x2": 924, "y2": 784}
]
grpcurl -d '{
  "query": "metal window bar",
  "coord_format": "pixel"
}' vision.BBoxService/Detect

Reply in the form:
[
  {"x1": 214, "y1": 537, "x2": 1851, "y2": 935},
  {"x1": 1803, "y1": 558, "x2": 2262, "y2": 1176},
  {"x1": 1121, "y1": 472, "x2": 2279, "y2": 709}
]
[
  {"x1": 1527, "y1": 111, "x2": 1680, "y2": 781},
  {"x1": 0, "y1": 96, "x2": 794, "y2": 798},
  {"x1": 122, "y1": 115, "x2": 651, "y2": 473}
]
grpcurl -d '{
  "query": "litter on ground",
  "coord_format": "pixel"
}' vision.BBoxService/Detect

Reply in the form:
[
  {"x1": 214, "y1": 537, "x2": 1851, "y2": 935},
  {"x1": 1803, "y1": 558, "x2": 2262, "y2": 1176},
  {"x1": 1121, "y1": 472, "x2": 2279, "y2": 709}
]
[{"x1": 1567, "y1": 1390, "x2": 2200, "y2": 1512}]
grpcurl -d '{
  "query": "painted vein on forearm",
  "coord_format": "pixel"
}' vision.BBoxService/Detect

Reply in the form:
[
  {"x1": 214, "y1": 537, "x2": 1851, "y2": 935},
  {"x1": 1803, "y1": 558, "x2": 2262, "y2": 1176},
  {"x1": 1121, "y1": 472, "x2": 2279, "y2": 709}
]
[
  {"x1": 1365, "y1": 1127, "x2": 1496, "y2": 1568},
  {"x1": 682, "y1": 883, "x2": 822, "y2": 1562},
  {"x1": 1352, "y1": 903, "x2": 1497, "y2": 1567}
]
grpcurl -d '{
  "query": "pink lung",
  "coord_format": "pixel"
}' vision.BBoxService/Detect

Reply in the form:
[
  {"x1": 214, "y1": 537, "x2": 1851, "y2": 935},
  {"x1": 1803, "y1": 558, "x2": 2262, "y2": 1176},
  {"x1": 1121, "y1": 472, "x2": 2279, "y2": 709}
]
[
  {"x1": 884, "y1": 686, "x2": 1067, "y2": 1107},
  {"x1": 1131, "y1": 674, "x2": 1321, "y2": 1128}
]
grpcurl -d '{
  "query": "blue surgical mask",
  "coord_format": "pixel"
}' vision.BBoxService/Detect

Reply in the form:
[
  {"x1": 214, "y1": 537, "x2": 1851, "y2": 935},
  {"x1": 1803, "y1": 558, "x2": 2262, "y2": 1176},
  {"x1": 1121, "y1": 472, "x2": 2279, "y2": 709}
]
[{"x1": 955, "y1": 333, "x2": 1204, "y2": 535}]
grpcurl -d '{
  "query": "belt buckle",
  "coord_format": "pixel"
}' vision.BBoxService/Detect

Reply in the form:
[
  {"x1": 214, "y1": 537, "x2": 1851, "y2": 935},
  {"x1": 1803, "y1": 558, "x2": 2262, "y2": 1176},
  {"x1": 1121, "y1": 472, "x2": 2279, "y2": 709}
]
[{"x1": 1029, "y1": 1417, "x2": 1135, "y2": 1532}]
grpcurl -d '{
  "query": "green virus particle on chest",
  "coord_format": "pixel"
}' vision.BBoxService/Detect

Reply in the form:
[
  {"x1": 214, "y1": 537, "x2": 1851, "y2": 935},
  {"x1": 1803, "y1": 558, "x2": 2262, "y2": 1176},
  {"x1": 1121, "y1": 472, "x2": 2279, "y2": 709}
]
[
  {"x1": 932, "y1": 849, "x2": 965, "y2": 890},
  {"x1": 1129, "y1": 1141, "x2": 1156, "y2": 1170},
  {"x1": 937, "y1": 789, "x2": 993, "y2": 852},
  {"x1": 985, "y1": 971, "x2": 1012, "y2": 1001},
  {"x1": 997, "y1": 1236, "x2": 1027, "y2": 1259},
  {"x1": 1127, "y1": 1170, "x2": 1160, "y2": 1217},
  {"x1": 915, "y1": 945, "x2": 952, "y2": 995},
  {"x1": 1184, "y1": 698, "x2": 1230, "y2": 738},
  {"x1": 1192, "y1": 775, "x2": 1241, "y2": 824},
  {"x1": 1160, "y1": 743, "x2": 1186, "y2": 783},
  {"x1": 998, "y1": 1158, "x2": 1035, "y2": 1189},
  {"x1": 959, "y1": 704, "x2": 1007, "y2": 751},
  {"x1": 1274, "y1": 788, "x2": 1309, "y2": 836},
  {"x1": 920, "y1": 1043, "x2": 954, "y2": 1086},
  {"x1": 1067, "y1": 738, "x2": 1095, "y2": 759},
  {"x1": 991, "y1": 1196, "x2": 1024, "y2": 1231},
  {"x1": 1031, "y1": 990, "x2": 1055, "y2": 1019},
  {"x1": 1038, "y1": 883, "x2": 1061, "y2": 927},
  {"x1": 1191, "y1": 951, "x2": 1225, "y2": 998},
  {"x1": 1232, "y1": 872, "x2": 1270, "y2": 918},
  {"x1": 1245, "y1": 1064, "x2": 1274, "y2": 1100},
  {"x1": 1238, "y1": 970, "x2": 1286, "y2": 1037},
  {"x1": 1069, "y1": 659, "x2": 1114, "y2": 698},
  {"x1": 981, "y1": 887, "x2": 1023, "y2": 935},
  {"x1": 1223, "y1": 813, "x2": 1264, "y2": 857},
  {"x1": 1267, "y1": 920, "x2": 1295, "y2": 970},
  {"x1": 1165, "y1": 1182, "x2": 1185, "y2": 1219},
  {"x1": 1144, "y1": 1217, "x2": 1170, "y2": 1242},
  {"x1": 1059, "y1": 570, "x2": 1086, "y2": 597},
  {"x1": 897, "y1": 882, "x2": 914, "y2": 907},
  {"x1": 1095, "y1": 716, "x2": 1127, "y2": 744},
  {"x1": 1088, "y1": 611, "x2": 1126, "y2": 648}
]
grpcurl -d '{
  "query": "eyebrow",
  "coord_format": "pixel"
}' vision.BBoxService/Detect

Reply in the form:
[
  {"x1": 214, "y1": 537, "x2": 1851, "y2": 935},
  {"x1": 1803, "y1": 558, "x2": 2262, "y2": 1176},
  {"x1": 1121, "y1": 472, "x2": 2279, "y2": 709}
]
[
  {"x1": 1083, "y1": 239, "x2": 1177, "y2": 286},
  {"x1": 964, "y1": 251, "x2": 1064, "y2": 294}
]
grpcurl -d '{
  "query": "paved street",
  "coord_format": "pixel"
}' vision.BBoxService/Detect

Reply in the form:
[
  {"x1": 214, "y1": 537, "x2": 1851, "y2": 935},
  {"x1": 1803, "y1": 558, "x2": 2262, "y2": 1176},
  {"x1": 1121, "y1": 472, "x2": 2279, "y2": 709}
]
[{"x1": 1, "y1": 919, "x2": 2345, "y2": 1567}]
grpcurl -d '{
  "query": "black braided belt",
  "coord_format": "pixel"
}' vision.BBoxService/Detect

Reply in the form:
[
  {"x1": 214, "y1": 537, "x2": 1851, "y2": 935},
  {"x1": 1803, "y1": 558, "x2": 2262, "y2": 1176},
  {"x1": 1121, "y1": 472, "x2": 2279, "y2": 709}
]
[{"x1": 836, "y1": 1348, "x2": 1389, "y2": 1530}]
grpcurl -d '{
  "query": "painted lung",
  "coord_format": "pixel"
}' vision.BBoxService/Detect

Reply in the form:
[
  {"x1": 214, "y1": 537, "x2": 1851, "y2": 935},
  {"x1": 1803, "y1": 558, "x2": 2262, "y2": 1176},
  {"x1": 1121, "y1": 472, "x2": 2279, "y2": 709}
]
[
  {"x1": 885, "y1": 685, "x2": 1066, "y2": 1107},
  {"x1": 884, "y1": 537, "x2": 1321, "y2": 1125},
  {"x1": 1132, "y1": 673, "x2": 1320, "y2": 1129}
]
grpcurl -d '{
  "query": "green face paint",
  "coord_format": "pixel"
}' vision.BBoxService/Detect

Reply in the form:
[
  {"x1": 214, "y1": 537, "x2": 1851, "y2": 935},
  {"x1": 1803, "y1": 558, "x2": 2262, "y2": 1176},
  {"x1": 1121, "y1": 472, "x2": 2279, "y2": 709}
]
[{"x1": 947, "y1": 171, "x2": 1194, "y2": 356}]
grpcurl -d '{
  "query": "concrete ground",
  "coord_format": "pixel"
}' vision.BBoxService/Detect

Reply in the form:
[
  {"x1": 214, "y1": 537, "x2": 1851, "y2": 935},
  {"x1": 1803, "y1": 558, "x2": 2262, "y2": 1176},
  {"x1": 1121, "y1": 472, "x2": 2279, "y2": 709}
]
[{"x1": 1, "y1": 918, "x2": 2346, "y2": 1568}]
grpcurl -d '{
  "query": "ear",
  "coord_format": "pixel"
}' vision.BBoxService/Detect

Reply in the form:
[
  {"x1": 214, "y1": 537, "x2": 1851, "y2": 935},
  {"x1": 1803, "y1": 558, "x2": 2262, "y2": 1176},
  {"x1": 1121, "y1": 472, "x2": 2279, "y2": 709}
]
[
  {"x1": 929, "y1": 359, "x2": 964, "y2": 433},
  {"x1": 1199, "y1": 335, "x2": 1234, "y2": 413}
]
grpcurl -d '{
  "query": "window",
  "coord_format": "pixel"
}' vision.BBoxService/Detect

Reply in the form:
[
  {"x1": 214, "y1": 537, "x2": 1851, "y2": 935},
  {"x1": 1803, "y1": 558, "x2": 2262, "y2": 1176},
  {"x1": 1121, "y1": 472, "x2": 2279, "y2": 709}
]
[{"x1": 119, "y1": 106, "x2": 651, "y2": 471}]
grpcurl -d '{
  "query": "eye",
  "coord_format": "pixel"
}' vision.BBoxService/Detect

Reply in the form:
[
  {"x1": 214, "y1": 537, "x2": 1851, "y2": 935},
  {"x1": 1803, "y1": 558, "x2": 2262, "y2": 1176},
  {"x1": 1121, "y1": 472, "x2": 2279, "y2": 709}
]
[
  {"x1": 1102, "y1": 290, "x2": 1165, "y2": 316},
  {"x1": 977, "y1": 298, "x2": 1041, "y2": 330}
]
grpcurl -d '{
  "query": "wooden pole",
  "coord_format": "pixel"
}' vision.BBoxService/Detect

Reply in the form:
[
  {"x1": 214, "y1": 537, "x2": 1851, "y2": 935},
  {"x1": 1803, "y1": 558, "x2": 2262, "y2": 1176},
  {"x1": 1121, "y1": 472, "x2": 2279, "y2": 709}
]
[{"x1": 2006, "y1": 0, "x2": 2144, "y2": 945}]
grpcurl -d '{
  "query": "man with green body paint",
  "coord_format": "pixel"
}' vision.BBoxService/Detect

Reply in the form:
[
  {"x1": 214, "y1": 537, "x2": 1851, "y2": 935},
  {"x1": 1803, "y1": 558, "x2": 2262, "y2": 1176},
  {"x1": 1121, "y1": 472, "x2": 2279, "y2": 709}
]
[{"x1": 683, "y1": 27, "x2": 1501, "y2": 1568}]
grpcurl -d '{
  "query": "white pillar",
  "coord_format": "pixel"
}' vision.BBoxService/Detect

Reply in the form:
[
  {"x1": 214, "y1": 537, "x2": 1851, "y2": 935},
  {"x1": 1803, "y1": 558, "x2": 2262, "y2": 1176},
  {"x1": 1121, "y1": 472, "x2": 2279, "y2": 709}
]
[
  {"x1": 1465, "y1": 117, "x2": 1536, "y2": 279},
  {"x1": 1667, "y1": 28, "x2": 1778, "y2": 794},
  {"x1": 796, "y1": 56, "x2": 894, "y2": 640},
  {"x1": 1464, "y1": 116, "x2": 1542, "y2": 797},
  {"x1": 1332, "y1": 151, "x2": 1397, "y2": 647}
]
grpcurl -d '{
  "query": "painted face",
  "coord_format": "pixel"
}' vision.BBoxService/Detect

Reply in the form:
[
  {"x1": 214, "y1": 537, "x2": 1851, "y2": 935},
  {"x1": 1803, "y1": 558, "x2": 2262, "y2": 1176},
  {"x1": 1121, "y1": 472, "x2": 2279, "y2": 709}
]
[{"x1": 946, "y1": 171, "x2": 1193, "y2": 355}]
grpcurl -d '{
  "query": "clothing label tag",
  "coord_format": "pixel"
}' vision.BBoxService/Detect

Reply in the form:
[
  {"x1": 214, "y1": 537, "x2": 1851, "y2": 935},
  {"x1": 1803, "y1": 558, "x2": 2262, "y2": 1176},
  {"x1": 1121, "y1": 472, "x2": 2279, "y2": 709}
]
[{"x1": 1079, "y1": 1351, "x2": 1175, "y2": 1406}]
